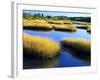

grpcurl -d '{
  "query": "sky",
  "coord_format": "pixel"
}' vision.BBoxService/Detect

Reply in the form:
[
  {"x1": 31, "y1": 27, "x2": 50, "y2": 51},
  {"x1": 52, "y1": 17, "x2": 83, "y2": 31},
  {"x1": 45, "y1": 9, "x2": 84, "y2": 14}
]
[{"x1": 23, "y1": 10, "x2": 91, "y2": 17}]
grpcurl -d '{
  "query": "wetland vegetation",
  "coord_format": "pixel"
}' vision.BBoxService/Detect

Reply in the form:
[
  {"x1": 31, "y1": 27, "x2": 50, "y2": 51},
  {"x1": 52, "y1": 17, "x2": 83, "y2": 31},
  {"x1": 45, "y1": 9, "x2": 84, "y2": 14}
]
[
  {"x1": 23, "y1": 10, "x2": 91, "y2": 69},
  {"x1": 23, "y1": 33, "x2": 61, "y2": 59}
]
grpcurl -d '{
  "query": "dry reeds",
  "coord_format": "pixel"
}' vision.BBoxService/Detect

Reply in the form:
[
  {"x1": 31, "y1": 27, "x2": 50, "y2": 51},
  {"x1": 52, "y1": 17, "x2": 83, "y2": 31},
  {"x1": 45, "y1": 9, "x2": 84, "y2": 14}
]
[
  {"x1": 23, "y1": 33, "x2": 61, "y2": 59},
  {"x1": 61, "y1": 38, "x2": 90, "y2": 55},
  {"x1": 52, "y1": 24, "x2": 77, "y2": 32},
  {"x1": 23, "y1": 19, "x2": 52, "y2": 30},
  {"x1": 23, "y1": 19, "x2": 77, "y2": 32},
  {"x1": 47, "y1": 20, "x2": 63, "y2": 25}
]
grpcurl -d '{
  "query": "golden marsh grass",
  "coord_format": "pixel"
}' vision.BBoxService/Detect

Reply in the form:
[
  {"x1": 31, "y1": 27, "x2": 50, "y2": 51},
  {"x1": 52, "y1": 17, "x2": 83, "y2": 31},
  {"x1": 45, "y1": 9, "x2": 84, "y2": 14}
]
[
  {"x1": 23, "y1": 19, "x2": 77, "y2": 32},
  {"x1": 61, "y1": 38, "x2": 90, "y2": 55},
  {"x1": 47, "y1": 20, "x2": 76, "y2": 32},
  {"x1": 47, "y1": 20, "x2": 63, "y2": 24},
  {"x1": 48, "y1": 20, "x2": 72, "y2": 25},
  {"x1": 65, "y1": 24, "x2": 77, "y2": 31},
  {"x1": 23, "y1": 19, "x2": 52, "y2": 29},
  {"x1": 23, "y1": 33, "x2": 61, "y2": 59},
  {"x1": 52, "y1": 24, "x2": 77, "y2": 32}
]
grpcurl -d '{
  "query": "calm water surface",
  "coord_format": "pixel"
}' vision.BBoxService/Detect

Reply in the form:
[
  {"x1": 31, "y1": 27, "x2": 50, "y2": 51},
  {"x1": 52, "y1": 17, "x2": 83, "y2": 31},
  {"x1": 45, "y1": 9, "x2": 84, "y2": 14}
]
[
  {"x1": 23, "y1": 29, "x2": 91, "y2": 69},
  {"x1": 73, "y1": 24, "x2": 86, "y2": 27}
]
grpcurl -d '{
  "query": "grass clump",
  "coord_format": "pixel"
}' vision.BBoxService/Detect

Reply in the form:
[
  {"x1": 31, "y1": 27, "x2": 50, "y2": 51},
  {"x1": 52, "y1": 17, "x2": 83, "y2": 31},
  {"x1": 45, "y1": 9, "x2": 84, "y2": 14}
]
[
  {"x1": 47, "y1": 20, "x2": 77, "y2": 32},
  {"x1": 47, "y1": 20, "x2": 63, "y2": 25},
  {"x1": 23, "y1": 33, "x2": 61, "y2": 59},
  {"x1": 52, "y1": 24, "x2": 77, "y2": 32},
  {"x1": 61, "y1": 38, "x2": 90, "y2": 54},
  {"x1": 23, "y1": 19, "x2": 52, "y2": 30},
  {"x1": 65, "y1": 24, "x2": 77, "y2": 31},
  {"x1": 60, "y1": 38, "x2": 91, "y2": 60},
  {"x1": 63, "y1": 20, "x2": 73, "y2": 25},
  {"x1": 31, "y1": 19, "x2": 47, "y2": 23},
  {"x1": 23, "y1": 19, "x2": 77, "y2": 32}
]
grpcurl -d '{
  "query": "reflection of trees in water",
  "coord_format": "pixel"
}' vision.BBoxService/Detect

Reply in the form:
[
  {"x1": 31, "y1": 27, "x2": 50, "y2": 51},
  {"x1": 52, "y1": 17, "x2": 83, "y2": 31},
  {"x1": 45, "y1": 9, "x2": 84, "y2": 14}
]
[{"x1": 23, "y1": 55, "x2": 58, "y2": 69}]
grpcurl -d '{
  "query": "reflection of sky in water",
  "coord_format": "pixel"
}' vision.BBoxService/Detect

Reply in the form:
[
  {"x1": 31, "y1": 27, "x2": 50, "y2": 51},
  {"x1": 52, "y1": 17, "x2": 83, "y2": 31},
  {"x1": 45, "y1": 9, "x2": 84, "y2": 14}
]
[
  {"x1": 23, "y1": 29, "x2": 91, "y2": 69},
  {"x1": 56, "y1": 51, "x2": 89, "y2": 67},
  {"x1": 24, "y1": 29, "x2": 90, "y2": 42},
  {"x1": 73, "y1": 24, "x2": 86, "y2": 27}
]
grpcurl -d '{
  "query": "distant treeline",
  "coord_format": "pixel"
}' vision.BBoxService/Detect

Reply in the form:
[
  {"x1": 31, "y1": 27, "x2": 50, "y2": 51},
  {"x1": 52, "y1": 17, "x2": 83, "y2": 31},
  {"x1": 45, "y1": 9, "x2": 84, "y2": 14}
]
[
  {"x1": 23, "y1": 12, "x2": 91, "y2": 22},
  {"x1": 68, "y1": 17, "x2": 91, "y2": 22},
  {"x1": 23, "y1": 13, "x2": 68, "y2": 20}
]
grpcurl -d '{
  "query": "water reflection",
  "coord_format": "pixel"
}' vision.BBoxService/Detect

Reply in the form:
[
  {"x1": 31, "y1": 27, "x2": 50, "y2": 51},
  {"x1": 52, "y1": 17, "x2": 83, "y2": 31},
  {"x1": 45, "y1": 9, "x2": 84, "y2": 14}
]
[
  {"x1": 23, "y1": 28, "x2": 91, "y2": 69},
  {"x1": 23, "y1": 55, "x2": 59, "y2": 69},
  {"x1": 73, "y1": 23, "x2": 85, "y2": 27},
  {"x1": 62, "y1": 47, "x2": 90, "y2": 63}
]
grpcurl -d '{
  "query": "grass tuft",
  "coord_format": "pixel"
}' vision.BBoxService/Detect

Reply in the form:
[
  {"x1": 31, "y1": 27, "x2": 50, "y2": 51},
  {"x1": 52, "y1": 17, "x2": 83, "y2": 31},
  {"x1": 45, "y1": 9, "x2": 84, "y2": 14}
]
[
  {"x1": 52, "y1": 24, "x2": 77, "y2": 32},
  {"x1": 23, "y1": 19, "x2": 77, "y2": 32},
  {"x1": 23, "y1": 33, "x2": 61, "y2": 59},
  {"x1": 60, "y1": 38, "x2": 91, "y2": 59},
  {"x1": 23, "y1": 19, "x2": 52, "y2": 30}
]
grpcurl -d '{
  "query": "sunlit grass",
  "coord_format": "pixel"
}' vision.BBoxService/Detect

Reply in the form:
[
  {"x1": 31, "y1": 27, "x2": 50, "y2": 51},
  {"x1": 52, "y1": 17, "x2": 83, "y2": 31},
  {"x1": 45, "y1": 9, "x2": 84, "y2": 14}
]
[
  {"x1": 31, "y1": 19, "x2": 47, "y2": 23},
  {"x1": 47, "y1": 20, "x2": 63, "y2": 24},
  {"x1": 47, "y1": 20, "x2": 72, "y2": 25},
  {"x1": 52, "y1": 24, "x2": 77, "y2": 32},
  {"x1": 23, "y1": 19, "x2": 52, "y2": 30},
  {"x1": 63, "y1": 20, "x2": 73, "y2": 25},
  {"x1": 61, "y1": 38, "x2": 90, "y2": 54},
  {"x1": 23, "y1": 33, "x2": 61, "y2": 59},
  {"x1": 24, "y1": 22, "x2": 52, "y2": 28},
  {"x1": 65, "y1": 24, "x2": 77, "y2": 31},
  {"x1": 47, "y1": 20, "x2": 77, "y2": 32},
  {"x1": 23, "y1": 19, "x2": 77, "y2": 32},
  {"x1": 23, "y1": 19, "x2": 47, "y2": 24}
]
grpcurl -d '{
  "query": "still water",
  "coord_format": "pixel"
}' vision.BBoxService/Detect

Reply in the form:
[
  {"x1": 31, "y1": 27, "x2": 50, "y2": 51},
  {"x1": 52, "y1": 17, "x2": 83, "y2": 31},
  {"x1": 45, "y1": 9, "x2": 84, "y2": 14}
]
[
  {"x1": 73, "y1": 24, "x2": 86, "y2": 27},
  {"x1": 23, "y1": 29, "x2": 91, "y2": 69}
]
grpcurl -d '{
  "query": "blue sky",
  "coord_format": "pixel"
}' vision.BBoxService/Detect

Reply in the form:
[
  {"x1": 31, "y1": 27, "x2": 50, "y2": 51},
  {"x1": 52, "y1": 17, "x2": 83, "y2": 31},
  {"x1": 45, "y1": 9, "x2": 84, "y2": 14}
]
[{"x1": 23, "y1": 10, "x2": 91, "y2": 17}]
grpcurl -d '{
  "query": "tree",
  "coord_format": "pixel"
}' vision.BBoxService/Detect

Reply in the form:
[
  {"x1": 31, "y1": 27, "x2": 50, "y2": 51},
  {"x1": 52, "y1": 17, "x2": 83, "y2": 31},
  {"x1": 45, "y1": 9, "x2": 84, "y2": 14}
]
[{"x1": 23, "y1": 13, "x2": 33, "y2": 19}]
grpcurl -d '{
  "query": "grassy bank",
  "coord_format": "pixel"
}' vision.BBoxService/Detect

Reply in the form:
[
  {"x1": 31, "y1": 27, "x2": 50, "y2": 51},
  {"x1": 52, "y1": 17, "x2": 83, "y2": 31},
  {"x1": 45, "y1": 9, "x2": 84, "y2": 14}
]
[
  {"x1": 52, "y1": 24, "x2": 77, "y2": 32},
  {"x1": 60, "y1": 38, "x2": 91, "y2": 60},
  {"x1": 23, "y1": 19, "x2": 77, "y2": 32},
  {"x1": 48, "y1": 20, "x2": 77, "y2": 32},
  {"x1": 23, "y1": 19, "x2": 52, "y2": 30},
  {"x1": 23, "y1": 33, "x2": 61, "y2": 59},
  {"x1": 47, "y1": 20, "x2": 63, "y2": 24}
]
